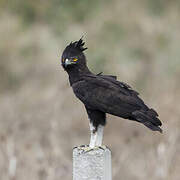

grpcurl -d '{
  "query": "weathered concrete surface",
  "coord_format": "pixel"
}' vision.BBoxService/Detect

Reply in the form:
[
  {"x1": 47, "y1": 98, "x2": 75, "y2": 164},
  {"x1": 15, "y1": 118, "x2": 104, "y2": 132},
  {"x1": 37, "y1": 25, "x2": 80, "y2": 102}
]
[{"x1": 73, "y1": 146, "x2": 112, "y2": 180}]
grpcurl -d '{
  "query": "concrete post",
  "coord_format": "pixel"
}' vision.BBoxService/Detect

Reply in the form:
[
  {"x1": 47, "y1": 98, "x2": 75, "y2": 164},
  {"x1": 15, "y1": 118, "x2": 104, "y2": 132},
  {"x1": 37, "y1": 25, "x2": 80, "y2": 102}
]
[{"x1": 73, "y1": 146, "x2": 112, "y2": 180}]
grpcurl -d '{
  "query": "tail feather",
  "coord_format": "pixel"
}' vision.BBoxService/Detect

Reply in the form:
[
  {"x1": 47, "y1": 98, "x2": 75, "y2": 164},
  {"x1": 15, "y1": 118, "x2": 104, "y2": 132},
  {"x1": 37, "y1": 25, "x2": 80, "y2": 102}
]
[
  {"x1": 147, "y1": 108, "x2": 158, "y2": 117},
  {"x1": 132, "y1": 109, "x2": 162, "y2": 133},
  {"x1": 143, "y1": 121, "x2": 162, "y2": 133}
]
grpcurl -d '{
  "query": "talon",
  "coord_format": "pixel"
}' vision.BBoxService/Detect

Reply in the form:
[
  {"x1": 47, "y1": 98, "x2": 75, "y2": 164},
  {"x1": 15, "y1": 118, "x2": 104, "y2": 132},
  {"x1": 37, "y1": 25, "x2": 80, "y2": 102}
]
[
  {"x1": 76, "y1": 145, "x2": 106, "y2": 153},
  {"x1": 98, "y1": 145, "x2": 106, "y2": 150},
  {"x1": 77, "y1": 145, "x2": 94, "y2": 153}
]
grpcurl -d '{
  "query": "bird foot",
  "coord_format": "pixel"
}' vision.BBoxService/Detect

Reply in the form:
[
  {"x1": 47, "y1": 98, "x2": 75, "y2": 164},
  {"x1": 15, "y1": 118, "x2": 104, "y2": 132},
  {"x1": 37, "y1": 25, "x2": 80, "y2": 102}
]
[
  {"x1": 98, "y1": 145, "x2": 107, "y2": 150},
  {"x1": 77, "y1": 145, "x2": 107, "y2": 153},
  {"x1": 77, "y1": 145, "x2": 96, "y2": 153}
]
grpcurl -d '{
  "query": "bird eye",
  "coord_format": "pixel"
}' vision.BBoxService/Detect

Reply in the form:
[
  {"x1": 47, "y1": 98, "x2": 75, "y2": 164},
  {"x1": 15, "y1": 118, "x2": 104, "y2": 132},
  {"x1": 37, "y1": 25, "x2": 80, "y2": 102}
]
[
  {"x1": 62, "y1": 58, "x2": 65, "y2": 62},
  {"x1": 73, "y1": 58, "x2": 78, "y2": 62}
]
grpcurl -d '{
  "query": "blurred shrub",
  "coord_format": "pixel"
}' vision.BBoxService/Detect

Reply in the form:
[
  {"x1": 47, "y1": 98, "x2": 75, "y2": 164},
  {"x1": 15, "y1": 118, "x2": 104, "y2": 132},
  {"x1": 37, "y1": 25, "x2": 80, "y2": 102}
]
[{"x1": 1, "y1": 0, "x2": 106, "y2": 33}]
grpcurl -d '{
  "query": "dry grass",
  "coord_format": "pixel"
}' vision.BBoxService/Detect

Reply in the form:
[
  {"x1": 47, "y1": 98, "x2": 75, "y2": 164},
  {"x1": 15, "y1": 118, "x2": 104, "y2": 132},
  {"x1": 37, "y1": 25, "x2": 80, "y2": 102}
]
[{"x1": 0, "y1": 1, "x2": 180, "y2": 179}]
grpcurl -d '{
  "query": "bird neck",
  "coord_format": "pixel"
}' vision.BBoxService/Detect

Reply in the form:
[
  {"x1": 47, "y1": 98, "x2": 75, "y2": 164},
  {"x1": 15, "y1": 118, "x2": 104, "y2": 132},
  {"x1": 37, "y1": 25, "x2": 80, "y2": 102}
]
[{"x1": 67, "y1": 65, "x2": 92, "y2": 86}]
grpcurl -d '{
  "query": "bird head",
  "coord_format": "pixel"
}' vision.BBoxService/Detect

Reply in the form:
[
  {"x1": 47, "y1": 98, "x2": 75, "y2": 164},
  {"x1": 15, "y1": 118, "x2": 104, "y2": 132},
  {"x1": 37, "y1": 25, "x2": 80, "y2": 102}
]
[{"x1": 61, "y1": 38, "x2": 87, "y2": 71}]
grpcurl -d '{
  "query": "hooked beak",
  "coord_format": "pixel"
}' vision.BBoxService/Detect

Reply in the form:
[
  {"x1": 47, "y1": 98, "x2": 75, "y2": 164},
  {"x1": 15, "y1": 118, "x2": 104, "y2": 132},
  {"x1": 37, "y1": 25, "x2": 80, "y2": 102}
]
[{"x1": 63, "y1": 58, "x2": 76, "y2": 68}]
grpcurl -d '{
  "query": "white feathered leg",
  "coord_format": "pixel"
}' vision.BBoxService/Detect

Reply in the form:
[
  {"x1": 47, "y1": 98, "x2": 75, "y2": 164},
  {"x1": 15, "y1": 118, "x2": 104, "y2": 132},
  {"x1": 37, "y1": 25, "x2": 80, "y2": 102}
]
[
  {"x1": 96, "y1": 125, "x2": 104, "y2": 146},
  {"x1": 89, "y1": 123, "x2": 97, "y2": 148},
  {"x1": 89, "y1": 123, "x2": 104, "y2": 148}
]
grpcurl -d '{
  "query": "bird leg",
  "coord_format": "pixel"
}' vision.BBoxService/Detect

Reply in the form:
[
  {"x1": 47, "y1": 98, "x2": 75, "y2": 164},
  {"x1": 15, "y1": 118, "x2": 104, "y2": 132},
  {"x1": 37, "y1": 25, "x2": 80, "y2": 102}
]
[
  {"x1": 89, "y1": 123, "x2": 104, "y2": 148},
  {"x1": 89, "y1": 123, "x2": 97, "y2": 148},
  {"x1": 96, "y1": 125, "x2": 104, "y2": 146}
]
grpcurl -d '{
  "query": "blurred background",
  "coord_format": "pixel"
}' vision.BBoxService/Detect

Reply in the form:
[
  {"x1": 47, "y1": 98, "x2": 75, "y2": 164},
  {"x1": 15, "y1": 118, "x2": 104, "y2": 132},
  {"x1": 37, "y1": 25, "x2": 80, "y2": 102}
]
[{"x1": 0, "y1": 0, "x2": 180, "y2": 179}]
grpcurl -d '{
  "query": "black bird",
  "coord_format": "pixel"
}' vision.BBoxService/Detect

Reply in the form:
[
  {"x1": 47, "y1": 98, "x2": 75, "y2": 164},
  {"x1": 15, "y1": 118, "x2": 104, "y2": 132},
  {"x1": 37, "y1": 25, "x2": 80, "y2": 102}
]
[{"x1": 61, "y1": 38, "x2": 162, "y2": 148}]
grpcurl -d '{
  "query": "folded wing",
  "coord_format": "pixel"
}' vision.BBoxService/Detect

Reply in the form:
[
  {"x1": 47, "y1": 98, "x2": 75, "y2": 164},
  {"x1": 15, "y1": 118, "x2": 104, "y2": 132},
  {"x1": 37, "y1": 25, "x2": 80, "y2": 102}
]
[{"x1": 72, "y1": 74, "x2": 162, "y2": 132}]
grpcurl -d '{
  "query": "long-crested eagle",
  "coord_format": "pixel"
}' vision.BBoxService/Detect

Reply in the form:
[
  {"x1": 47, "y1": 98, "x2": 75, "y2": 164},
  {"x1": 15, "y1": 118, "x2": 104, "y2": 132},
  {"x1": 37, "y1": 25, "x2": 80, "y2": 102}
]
[{"x1": 61, "y1": 38, "x2": 162, "y2": 148}]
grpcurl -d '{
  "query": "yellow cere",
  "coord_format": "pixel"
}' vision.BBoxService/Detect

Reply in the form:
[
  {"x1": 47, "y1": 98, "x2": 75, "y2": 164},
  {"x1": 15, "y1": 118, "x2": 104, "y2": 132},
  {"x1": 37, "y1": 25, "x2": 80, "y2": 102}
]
[
  {"x1": 62, "y1": 58, "x2": 65, "y2": 62},
  {"x1": 73, "y1": 58, "x2": 78, "y2": 62}
]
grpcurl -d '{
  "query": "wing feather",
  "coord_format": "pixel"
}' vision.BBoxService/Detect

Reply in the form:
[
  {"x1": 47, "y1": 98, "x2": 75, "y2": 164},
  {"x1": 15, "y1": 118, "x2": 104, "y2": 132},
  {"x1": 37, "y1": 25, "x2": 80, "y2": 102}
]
[
  {"x1": 72, "y1": 73, "x2": 162, "y2": 132},
  {"x1": 72, "y1": 74, "x2": 147, "y2": 118}
]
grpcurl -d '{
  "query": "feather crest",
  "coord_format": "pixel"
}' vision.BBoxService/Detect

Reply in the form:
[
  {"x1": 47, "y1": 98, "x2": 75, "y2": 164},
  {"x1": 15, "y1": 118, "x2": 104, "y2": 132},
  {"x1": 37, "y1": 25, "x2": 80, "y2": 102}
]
[{"x1": 67, "y1": 38, "x2": 87, "y2": 52}]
